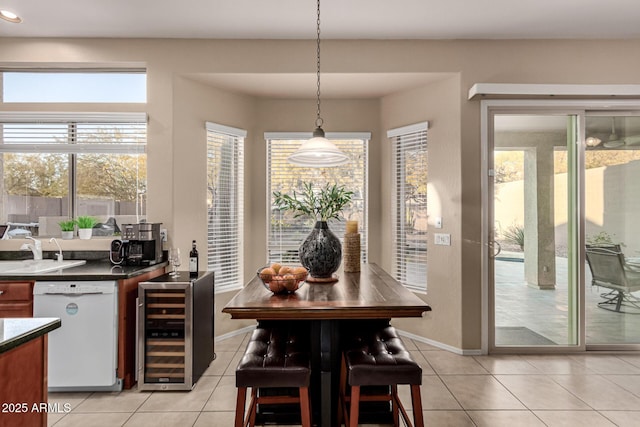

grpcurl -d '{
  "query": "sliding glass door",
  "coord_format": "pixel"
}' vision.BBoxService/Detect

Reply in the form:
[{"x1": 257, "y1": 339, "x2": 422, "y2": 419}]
[
  {"x1": 486, "y1": 104, "x2": 640, "y2": 351},
  {"x1": 584, "y1": 114, "x2": 640, "y2": 346},
  {"x1": 489, "y1": 113, "x2": 580, "y2": 349}
]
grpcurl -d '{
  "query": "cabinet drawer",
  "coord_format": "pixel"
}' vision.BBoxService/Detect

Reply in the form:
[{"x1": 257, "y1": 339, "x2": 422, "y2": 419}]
[
  {"x1": 0, "y1": 302, "x2": 33, "y2": 317},
  {"x1": 0, "y1": 282, "x2": 33, "y2": 302}
]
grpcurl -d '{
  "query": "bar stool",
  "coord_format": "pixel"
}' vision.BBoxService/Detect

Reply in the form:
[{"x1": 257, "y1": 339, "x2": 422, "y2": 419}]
[
  {"x1": 234, "y1": 322, "x2": 312, "y2": 427},
  {"x1": 338, "y1": 324, "x2": 424, "y2": 427}
]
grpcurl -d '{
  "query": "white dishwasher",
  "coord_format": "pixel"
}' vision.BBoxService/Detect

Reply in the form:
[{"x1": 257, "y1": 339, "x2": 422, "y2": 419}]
[{"x1": 33, "y1": 280, "x2": 121, "y2": 392}]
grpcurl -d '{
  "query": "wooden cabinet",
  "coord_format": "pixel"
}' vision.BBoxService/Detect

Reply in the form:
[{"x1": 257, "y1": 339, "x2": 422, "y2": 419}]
[
  {"x1": 0, "y1": 267, "x2": 165, "y2": 390},
  {"x1": 0, "y1": 336, "x2": 48, "y2": 426},
  {"x1": 0, "y1": 281, "x2": 34, "y2": 317},
  {"x1": 117, "y1": 268, "x2": 165, "y2": 389}
]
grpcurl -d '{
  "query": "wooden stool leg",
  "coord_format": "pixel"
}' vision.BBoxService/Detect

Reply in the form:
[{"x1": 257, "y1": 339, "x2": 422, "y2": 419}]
[
  {"x1": 411, "y1": 384, "x2": 425, "y2": 427},
  {"x1": 349, "y1": 385, "x2": 360, "y2": 427},
  {"x1": 299, "y1": 386, "x2": 312, "y2": 427},
  {"x1": 337, "y1": 353, "x2": 347, "y2": 426},
  {"x1": 391, "y1": 385, "x2": 400, "y2": 427},
  {"x1": 234, "y1": 386, "x2": 247, "y2": 427},
  {"x1": 247, "y1": 388, "x2": 258, "y2": 427}
]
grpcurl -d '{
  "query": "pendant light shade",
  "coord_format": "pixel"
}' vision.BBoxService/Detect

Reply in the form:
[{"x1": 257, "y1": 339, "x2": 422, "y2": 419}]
[
  {"x1": 287, "y1": 0, "x2": 349, "y2": 168},
  {"x1": 288, "y1": 126, "x2": 350, "y2": 167}
]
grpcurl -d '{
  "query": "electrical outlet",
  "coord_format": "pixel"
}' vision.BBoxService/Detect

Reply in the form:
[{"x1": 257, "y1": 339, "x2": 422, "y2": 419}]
[
  {"x1": 434, "y1": 233, "x2": 451, "y2": 246},
  {"x1": 160, "y1": 228, "x2": 168, "y2": 242}
]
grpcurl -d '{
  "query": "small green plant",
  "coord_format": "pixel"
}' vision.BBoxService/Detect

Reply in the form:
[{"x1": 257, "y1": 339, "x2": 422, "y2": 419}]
[
  {"x1": 58, "y1": 219, "x2": 76, "y2": 232},
  {"x1": 502, "y1": 223, "x2": 525, "y2": 250},
  {"x1": 76, "y1": 215, "x2": 98, "y2": 229},
  {"x1": 586, "y1": 231, "x2": 624, "y2": 247},
  {"x1": 273, "y1": 182, "x2": 353, "y2": 222}
]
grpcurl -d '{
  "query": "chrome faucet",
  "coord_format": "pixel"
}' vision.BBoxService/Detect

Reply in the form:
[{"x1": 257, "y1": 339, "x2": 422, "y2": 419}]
[
  {"x1": 49, "y1": 237, "x2": 63, "y2": 262},
  {"x1": 20, "y1": 236, "x2": 43, "y2": 260}
]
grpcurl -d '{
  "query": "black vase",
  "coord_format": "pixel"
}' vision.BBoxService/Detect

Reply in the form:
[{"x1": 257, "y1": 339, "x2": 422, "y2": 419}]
[{"x1": 299, "y1": 221, "x2": 342, "y2": 278}]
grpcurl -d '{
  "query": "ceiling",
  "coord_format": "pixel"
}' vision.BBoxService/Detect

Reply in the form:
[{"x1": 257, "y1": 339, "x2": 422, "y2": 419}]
[
  {"x1": 186, "y1": 73, "x2": 452, "y2": 99},
  {"x1": 2, "y1": 0, "x2": 640, "y2": 40},
  {"x1": 2, "y1": 1, "x2": 640, "y2": 100}
]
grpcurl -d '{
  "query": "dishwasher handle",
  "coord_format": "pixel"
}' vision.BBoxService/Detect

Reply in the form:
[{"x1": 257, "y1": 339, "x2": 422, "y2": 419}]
[{"x1": 43, "y1": 291, "x2": 106, "y2": 296}]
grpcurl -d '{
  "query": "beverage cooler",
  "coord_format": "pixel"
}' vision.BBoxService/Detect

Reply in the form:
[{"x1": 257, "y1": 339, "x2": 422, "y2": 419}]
[{"x1": 137, "y1": 271, "x2": 214, "y2": 390}]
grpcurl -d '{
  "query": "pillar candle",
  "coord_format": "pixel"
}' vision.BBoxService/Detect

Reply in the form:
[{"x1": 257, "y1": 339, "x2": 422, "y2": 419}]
[{"x1": 346, "y1": 220, "x2": 358, "y2": 234}]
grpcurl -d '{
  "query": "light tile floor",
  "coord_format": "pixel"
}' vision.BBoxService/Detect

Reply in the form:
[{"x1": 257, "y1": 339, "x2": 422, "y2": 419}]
[
  {"x1": 47, "y1": 332, "x2": 640, "y2": 427},
  {"x1": 495, "y1": 257, "x2": 640, "y2": 345}
]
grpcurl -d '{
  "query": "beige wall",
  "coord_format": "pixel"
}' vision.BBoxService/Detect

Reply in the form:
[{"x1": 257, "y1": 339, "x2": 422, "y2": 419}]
[
  {"x1": 379, "y1": 76, "x2": 462, "y2": 346},
  {"x1": 2, "y1": 38, "x2": 640, "y2": 349}
]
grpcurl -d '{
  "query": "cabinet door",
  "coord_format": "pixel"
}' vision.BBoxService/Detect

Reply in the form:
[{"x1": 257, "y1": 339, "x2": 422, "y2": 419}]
[
  {"x1": 0, "y1": 335, "x2": 47, "y2": 426},
  {"x1": 0, "y1": 282, "x2": 33, "y2": 301},
  {"x1": 0, "y1": 282, "x2": 34, "y2": 317},
  {"x1": 0, "y1": 302, "x2": 33, "y2": 317}
]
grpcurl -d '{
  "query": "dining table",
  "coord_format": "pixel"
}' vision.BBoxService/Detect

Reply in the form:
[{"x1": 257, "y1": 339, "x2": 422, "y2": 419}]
[{"x1": 222, "y1": 262, "x2": 431, "y2": 427}]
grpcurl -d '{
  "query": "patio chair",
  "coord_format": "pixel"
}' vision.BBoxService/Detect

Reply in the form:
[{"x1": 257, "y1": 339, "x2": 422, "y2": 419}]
[{"x1": 585, "y1": 245, "x2": 640, "y2": 314}]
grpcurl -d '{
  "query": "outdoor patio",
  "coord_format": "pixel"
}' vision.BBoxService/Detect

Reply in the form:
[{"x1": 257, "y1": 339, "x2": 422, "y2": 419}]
[{"x1": 495, "y1": 255, "x2": 640, "y2": 346}]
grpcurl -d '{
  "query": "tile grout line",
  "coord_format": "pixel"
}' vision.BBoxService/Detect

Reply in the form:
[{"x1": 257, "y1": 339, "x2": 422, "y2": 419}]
[{"x1": 417, "y1": 343, "x2": 479, "y2": 426}]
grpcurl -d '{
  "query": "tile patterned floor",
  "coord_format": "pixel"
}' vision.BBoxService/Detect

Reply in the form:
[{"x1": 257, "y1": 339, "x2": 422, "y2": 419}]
[
  {"x1": 47, "y1": 332, "x2": 640, "y2": 426},
  {"x1": 495, "y1": 257, "x2": 640, "y2": 345}
]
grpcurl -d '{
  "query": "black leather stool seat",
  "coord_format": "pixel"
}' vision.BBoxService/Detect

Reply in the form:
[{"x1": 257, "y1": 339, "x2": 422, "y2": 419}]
[
  {"x1": 236, "y1": 325, "x2": 311, "y2": 388},
  {"x1": 234, "y1": 322, "x2": 312, "y2": 427},
  {"x1": 339, "y1": 324, "x2": 424, "y2": 427},
  {"x1": 345, "y1": 325, "x2": 422, "y2": 386}
]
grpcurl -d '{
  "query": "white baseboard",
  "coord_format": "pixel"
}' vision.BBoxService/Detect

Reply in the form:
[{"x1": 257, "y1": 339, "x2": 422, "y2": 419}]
[{"x1": 397, "y1": 329, "x2": 484, "y2": 356}]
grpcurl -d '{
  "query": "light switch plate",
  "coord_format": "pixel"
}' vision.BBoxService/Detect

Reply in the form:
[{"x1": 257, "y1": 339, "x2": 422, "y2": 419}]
[
  {"x1": 435, "y1": 217, "x2": 442, "y2": 229},
  {"x1": 434, "y1": 233, "x2": 451, "y2": 246}
]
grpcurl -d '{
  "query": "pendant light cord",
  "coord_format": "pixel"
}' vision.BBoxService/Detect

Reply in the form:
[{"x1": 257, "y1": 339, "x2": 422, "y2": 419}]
[{"x1": 316, "y1": 0, "x2": 323, "y2": 128}]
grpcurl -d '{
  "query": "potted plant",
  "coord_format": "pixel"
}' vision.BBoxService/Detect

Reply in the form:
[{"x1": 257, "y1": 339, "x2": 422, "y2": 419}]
[
  {"x1": 76, "y1": 215, "x2": 98, "y2": 240},
  {"x1": 58, "y1": 219, "x2": 76, "y2": 240},
  {"x1": 273, "y1": 182, "x2": 353, "y2": 280}
]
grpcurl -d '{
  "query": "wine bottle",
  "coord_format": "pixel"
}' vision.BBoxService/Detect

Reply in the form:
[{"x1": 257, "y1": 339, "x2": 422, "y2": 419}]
[{"x1": 189, "y1": 240, "x2": 199, "y2": 276}]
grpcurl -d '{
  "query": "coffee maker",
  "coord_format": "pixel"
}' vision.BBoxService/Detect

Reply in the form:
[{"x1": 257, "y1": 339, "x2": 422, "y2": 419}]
[{"x1": 116, "y1": 222, "x2": 163, "y2": 266}]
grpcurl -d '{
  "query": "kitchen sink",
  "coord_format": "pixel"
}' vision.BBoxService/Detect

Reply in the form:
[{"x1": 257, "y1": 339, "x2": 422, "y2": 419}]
[{"x1": 0, "y1": 259, "x2": 86, "y2": 275}]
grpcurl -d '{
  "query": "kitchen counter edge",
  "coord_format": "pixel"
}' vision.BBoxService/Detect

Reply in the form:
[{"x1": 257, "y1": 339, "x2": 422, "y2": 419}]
[
  {"x1": 0, "y1": 317, "x2": 61, "y2": 354},
  {"x1": 0, "y1": 260, "x2": 168, "y2": 281}
]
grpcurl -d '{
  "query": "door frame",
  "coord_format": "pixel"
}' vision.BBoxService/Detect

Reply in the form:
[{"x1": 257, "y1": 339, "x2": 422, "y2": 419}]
[{"x1": 481, "y1": 99, "x2": 640, "y2": 354}]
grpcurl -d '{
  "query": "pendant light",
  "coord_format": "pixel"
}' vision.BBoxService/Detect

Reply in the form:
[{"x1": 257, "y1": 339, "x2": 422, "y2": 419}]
[{"x1": 287, "y1": 0, "x2": 350, "y2": 167}]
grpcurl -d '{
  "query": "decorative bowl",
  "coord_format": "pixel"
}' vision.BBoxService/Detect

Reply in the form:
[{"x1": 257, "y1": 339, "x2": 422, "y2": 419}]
[{"x1": 257, "y1": 265, "x2": 308, "y2": 294}]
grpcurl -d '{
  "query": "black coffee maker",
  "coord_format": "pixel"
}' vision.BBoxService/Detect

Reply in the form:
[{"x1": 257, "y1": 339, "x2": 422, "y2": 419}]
[{"x1": 111, "y1": 223, "x2": 163, "y2": 266}]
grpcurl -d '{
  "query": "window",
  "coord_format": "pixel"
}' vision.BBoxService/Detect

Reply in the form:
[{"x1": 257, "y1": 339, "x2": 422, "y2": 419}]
[
  {"x1": 206, "y1": 122, "x2": 246, "y2": 292},
  {"x1": 266, "y1": 132, "x2": 369, "y2": 265},
  {"x1": 388, "y1": 122, "x2": 428, "y2": 291},
  {"x1": 2, "y1": 71, "x2": 146, "y2": 103},
  {"x1": 0, "y1": 112, "x2": 147, "y2": 237}
]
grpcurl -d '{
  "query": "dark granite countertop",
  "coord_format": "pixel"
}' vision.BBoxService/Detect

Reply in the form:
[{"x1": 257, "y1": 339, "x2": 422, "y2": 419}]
[
  {"x1": 0, "y1": 259, "x2": 168, "y2": 281},
  {"x1": 0, "y1": 317, "x2": 61, "y2": 354}
]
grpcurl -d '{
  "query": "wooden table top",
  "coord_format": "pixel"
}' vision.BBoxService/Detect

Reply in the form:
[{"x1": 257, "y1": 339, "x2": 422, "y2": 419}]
[{"x1": 223, "y1": 263, "x2": 431, "y2": 320}]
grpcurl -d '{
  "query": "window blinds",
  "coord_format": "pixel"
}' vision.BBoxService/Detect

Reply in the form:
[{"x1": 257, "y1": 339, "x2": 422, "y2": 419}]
[
  {"x1": 206, "y1": 122, "x2": 245, "y2": 293},
  {"x1": 0, "y1": 112, "x2": 147, "y2": 154},
  {"x1": 388, "y1": 122, "x2": 428, "y2": 291},
  {"x1": 266, "y1": 133, "x2": 369, "y2": 266}
]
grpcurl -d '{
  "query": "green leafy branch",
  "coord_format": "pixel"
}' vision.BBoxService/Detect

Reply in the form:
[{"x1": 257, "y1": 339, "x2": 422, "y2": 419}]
[{"x1": 273, "y1": 182, "x2": 353, "y2": 222}]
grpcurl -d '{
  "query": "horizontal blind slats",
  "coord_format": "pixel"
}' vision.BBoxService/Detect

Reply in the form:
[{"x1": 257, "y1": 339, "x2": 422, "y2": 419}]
[
  {"x1": 206, "y1": 125, "x2": 245, "y2": 292},
  {"x1": 393, "y1": 128, "x2": 428, "y2": 291},
  {"x1": 0, "y1": 120, "x2": 146, "y2": 154}
]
